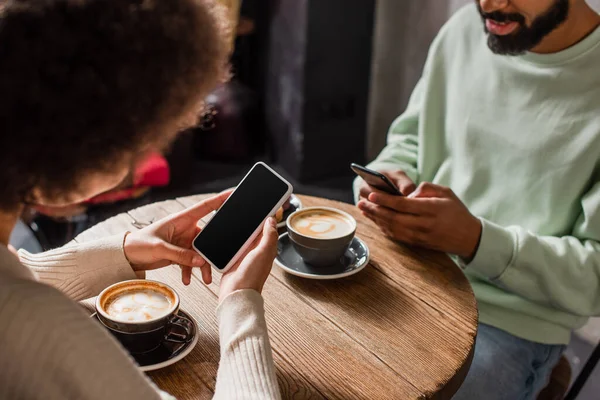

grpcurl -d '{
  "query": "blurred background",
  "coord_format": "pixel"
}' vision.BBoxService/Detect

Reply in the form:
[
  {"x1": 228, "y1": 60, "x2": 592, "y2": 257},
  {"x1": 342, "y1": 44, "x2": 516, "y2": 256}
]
[{"x1": 10, "y1": 1, "x2": 600, "y2": 397}]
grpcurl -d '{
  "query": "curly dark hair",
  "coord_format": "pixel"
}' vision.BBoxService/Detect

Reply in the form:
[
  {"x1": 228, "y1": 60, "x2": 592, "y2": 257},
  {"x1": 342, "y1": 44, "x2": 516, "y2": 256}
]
[{"x1": 0, "y1": 0, "x2": 229, "y2": 210}]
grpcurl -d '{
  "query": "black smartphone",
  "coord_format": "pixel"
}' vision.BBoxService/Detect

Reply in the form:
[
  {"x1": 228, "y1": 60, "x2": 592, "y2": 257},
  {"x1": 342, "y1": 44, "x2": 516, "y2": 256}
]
[
  {"x1": 193, "y1": 162, "x2": 293, "y2": 273},
  {"x1": 351, "y1": 163, "x2": 402, "y2": 196}
]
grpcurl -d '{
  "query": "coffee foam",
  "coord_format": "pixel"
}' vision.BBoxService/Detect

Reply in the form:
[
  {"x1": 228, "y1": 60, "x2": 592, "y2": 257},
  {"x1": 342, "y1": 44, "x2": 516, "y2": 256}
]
[
  {"x1": 105, "y1": 289, "x2": 172, "y2": 322},
  {"x1": 101, "y1": 282, "x2": 176, "y2": 323},
  {"x1": 291, "y1": 210, "x2": 354, "y2": 239}
]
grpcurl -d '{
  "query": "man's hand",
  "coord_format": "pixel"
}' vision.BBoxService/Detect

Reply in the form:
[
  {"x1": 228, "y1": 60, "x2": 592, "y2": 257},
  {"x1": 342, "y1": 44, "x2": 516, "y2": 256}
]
[
  {"x1": 357, "y1": 169, "x2": 417, "y2": 200},
  {"x1": 124, "y1": 190, "x2": 233, "y2": 285},
  {"x1": 357, "y1": 182, "x2": 482, "y2": 260}
]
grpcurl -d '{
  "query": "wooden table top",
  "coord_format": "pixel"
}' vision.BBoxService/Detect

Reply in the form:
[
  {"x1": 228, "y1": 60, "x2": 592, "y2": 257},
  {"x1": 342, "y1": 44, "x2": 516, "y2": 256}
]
[{"x1": 76, "y1": 194, "x2": 478, "y2": 399}]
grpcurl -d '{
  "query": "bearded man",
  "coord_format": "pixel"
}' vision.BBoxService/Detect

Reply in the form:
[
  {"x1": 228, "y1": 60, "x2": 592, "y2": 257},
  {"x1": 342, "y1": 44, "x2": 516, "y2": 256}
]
[{"x1": 355, "y1": 1, "x2": 600, "y2": 398}]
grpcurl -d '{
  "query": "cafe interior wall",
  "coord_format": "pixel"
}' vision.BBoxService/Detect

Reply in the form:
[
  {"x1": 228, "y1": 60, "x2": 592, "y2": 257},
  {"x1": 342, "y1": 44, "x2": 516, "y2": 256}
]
[{"x1": 367, "y1": 0, "x2": 600, "y2": 160}]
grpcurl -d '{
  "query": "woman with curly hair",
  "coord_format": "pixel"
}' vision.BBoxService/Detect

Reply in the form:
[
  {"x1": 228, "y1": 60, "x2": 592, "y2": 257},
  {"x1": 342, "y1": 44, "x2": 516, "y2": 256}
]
[{"x1": 0, "y1": 0, "x2": 280, "y2": 398}]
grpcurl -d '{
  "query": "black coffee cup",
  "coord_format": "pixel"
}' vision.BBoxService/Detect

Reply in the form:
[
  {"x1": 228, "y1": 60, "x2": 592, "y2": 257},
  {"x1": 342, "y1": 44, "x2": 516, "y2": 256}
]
[{"x1": 96, "y1": 280, "x2": 193, "y2": 354}]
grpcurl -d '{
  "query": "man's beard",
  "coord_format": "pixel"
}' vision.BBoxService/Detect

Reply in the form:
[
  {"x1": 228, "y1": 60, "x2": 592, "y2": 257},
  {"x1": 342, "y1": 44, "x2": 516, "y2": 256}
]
[{"x1": 476, "y1": 0, "x2": 570, "y2": 55}]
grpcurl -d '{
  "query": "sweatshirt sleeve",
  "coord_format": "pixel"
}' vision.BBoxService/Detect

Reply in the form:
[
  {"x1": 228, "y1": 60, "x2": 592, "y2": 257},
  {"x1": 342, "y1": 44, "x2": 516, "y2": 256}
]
[
  {"x1": 466, "y1": 180, "x2": 600, "y2": 316},
  {"x1": 214, "y1": 289, "x2": 281, "y2": 400},
  {"x1": 352, "y1": 79, "x2": 424, "y2": 203},
  {"x1": 367, "y1": 77, "x2": 424, "y2": 183},
  {"x1": 18, "y1": 233, "x2": 137, "y2": 302},
  {"x1": 352, "y1": 34, "x2": 443, "y2": 204}
]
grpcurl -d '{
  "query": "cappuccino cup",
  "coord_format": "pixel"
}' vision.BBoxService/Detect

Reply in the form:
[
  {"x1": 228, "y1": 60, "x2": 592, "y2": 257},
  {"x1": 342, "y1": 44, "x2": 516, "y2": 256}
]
[
  {"x1": 286, "y1": 207, "x2": 356, "y2": 267},
  {"x1": 96, "y1": 280, "x2": 193, "y2": 354}
]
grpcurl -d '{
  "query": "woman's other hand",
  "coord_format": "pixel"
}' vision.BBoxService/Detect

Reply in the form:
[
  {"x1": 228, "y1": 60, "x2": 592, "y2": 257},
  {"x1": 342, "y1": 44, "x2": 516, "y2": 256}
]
[{"x1": 123, "y1": 191, "x2": 231, "y2": 285}]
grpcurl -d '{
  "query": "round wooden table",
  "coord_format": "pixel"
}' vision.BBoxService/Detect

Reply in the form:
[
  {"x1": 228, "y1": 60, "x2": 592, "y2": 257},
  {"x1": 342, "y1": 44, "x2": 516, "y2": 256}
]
[{"x1": 77, "y1": 194, "x2": 478, "y2": 399}]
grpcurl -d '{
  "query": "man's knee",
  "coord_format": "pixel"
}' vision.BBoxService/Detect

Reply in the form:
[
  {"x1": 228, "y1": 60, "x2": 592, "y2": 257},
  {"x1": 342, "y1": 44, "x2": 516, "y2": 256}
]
[{"x1": 452, "y1": 325, "x2": 538, "y2": 400}]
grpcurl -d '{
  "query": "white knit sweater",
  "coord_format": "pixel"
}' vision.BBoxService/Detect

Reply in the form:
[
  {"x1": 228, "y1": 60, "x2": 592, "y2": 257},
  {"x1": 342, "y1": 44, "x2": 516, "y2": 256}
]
[{"x1": 0, "y1": 233, "x2": 280, "y2": 399}]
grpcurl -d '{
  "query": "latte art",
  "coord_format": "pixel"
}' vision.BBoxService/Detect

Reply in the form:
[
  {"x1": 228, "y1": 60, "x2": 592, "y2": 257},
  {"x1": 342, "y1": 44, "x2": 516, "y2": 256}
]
[
  {"x1": 106, "y1": 289, "x2": 172, "y2": 322},
  {"x1": 291, "y1": 211, "x2": 354, "y2": 239}
]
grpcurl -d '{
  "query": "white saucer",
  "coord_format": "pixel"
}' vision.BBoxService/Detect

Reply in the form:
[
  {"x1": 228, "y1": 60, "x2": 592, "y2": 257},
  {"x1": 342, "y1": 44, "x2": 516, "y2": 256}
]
[{"x1": 274, "y1": 233, "x2": 370, "y2": 280}]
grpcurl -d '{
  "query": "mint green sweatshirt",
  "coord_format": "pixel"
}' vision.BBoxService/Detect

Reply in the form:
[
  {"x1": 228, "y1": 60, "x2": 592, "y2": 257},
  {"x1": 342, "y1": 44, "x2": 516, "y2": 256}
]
[{"x1": 358, "y1": 5, "x2": 600, "y2": 345}]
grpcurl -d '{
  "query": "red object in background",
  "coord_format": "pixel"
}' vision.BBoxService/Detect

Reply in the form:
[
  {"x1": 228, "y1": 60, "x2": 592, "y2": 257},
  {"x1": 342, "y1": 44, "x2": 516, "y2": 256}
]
[
  {"x1": 33, "y1": 153, "x2": 171, "y2": 216},
  {"x1": 132, "y1": 152, "x2": 170, "y2": 188},
  {"x1": 85, "y1": 152, "x2": 170, "y2": 205}
]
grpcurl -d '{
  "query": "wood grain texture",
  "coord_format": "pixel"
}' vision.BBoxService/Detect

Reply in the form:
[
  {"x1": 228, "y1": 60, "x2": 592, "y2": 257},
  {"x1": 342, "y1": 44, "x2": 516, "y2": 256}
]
[
  {"x1": 76, "y1": 194, "x2": 478, "y2": 399},
  {"x1": 275, "y1": 196, "x2": 477, "y2": 399},
  {"x1": 128, "y1": 196, "x2": 327, "y2": 399}
]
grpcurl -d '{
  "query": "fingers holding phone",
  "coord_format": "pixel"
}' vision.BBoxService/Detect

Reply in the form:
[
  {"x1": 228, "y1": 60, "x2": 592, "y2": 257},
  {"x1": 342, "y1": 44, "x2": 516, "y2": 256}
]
[
  {"x1": 383, "y1": 170, "x2": 416, "y2": 196},
  {"x1": 193, "y1": 163, "x2": 292, "y2": 274},
  {"x1": 123, "y1": 191, "x2": 234, "y2": 285},
  {"x1": 352, "y1": 164, "x2": 416, "y2": 199},
  {"x1": 219, "y1": 217, "x2": 279, "y2": 303}
]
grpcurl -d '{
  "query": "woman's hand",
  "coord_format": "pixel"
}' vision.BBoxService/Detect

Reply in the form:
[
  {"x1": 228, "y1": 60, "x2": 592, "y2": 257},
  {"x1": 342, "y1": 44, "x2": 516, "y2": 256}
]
[
  {"x1": 123, "y1": 191, "x2": 232, "y2": 285},
  {"x1": 219, "y1": 217, "x2": 279, "y2": 302}
]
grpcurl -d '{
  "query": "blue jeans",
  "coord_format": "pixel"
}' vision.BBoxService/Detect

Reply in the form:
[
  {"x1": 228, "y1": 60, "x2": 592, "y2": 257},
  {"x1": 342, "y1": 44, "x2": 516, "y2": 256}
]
[{"x1": 453, "y1": 324, "x2": 565, "y2": 400}]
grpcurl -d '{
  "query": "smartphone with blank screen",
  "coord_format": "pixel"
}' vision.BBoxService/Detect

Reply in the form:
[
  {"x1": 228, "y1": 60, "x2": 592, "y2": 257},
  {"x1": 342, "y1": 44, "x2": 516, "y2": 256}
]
[
  {"x1": 193, "y1": 162, "x2": 293, "y2": 273},
  {"x1": 351, "y1": 163, "x2": 402, "y2": 196}
]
